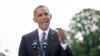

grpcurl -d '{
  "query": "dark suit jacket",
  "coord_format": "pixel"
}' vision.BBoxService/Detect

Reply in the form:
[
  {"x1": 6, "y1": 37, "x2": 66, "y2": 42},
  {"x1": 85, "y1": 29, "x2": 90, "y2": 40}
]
[{"x1": 18, "y1": 29, "x2": 73, "y2": 56}]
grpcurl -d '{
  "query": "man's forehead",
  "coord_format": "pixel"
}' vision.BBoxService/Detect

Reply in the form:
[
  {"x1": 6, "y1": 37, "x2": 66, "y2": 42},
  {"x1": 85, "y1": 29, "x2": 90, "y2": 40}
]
[{"x1": 36, "y1": 7, "x2": 49, "y2": 13}]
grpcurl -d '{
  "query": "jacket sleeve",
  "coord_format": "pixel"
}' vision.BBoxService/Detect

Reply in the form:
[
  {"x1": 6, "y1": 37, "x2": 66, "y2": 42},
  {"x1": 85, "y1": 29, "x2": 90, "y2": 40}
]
[
  {"x1": 60, "y1": 45, "x2": 73, "y2": 56},
  {"x1": 18, "y1": 36, "x2": 27, "y2": 56}
]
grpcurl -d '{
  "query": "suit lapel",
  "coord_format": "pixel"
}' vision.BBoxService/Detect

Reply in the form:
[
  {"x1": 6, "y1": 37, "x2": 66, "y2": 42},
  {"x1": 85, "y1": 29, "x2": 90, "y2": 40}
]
[
  {"x1": 47, "y1": 29, "x2": 54, "y2": 45},
  {"x1": 33, "y1": 29, "x2": 40, "y2": 48}
]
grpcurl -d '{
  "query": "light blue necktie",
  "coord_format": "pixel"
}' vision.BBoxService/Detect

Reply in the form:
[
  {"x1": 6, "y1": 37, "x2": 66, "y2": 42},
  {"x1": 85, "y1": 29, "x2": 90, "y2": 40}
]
[{"x1": 40, "y1": 32, "x2": 46, "y2": 56}]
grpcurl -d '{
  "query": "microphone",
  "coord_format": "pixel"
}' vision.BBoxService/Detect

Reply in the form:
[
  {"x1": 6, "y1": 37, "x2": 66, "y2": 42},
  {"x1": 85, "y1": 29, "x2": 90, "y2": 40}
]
[
  {"x1": 32, "y1": 40, "x2": 38, "y2": 49},
  {"x1": 42, "y1": 42, "x2": 48, "y2": 49}
]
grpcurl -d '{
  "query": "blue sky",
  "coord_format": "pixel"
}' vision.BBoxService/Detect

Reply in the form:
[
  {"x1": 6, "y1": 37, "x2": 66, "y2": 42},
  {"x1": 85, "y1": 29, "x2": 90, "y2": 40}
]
[{"x1": 0, "y1": 0, "x2": 100, "y2": 56}]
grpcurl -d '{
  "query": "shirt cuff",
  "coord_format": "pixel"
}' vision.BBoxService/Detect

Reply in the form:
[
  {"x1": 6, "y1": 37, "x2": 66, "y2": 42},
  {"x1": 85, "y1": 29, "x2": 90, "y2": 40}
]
[{"x1": 60, "y1": 41, "x2": 68, "y2": 50}]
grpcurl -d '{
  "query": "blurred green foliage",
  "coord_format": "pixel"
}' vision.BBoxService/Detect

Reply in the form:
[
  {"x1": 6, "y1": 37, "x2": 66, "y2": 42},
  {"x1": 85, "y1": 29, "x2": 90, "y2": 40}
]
[{"x1": 67, "y1": 8, "x2": 100, "y2": 56}]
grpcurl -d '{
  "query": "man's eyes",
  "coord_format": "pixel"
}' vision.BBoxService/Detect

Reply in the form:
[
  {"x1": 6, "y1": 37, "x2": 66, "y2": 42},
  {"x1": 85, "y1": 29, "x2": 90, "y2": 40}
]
[
  {"x1": 37, "y1": 13, "x2": 49, "y2": 17},
  {"x1": 44, "y1": 13, "x2": 49, "y2": 16},
  {"x1": 38, "y1": 14, "x2": 42, "y2": 17}
]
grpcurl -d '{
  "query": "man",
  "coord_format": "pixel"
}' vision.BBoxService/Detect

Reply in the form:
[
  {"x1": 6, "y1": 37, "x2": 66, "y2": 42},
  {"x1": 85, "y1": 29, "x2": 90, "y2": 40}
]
[{"x1": 18, "y1": 5, "x2": 73, "y2": 56}]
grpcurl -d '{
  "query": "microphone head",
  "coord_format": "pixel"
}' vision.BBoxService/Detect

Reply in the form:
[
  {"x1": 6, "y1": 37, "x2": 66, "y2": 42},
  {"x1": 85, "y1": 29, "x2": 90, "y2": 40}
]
[
  {"x1": 42, "y1": 42, "x2": 48, "y2": 49},
  {"x1": 32, "y1": 40, "x2": 38, "y2": 49}
]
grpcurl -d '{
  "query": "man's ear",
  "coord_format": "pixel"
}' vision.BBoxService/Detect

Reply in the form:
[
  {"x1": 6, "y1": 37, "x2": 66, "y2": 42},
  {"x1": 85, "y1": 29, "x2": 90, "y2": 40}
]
[
  {"x1": 33, "y1": 17, "x2": 37, "y2": 23},
  {"x1": 50, "y1": 14, "x2": 52, "y2": 19}
]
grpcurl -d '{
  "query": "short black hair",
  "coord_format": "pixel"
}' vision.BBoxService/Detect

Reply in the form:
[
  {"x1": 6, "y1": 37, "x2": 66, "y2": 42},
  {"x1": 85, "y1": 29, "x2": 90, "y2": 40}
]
[{"x1": 33, "y1": 5, "x2": 49, "y2": 17}]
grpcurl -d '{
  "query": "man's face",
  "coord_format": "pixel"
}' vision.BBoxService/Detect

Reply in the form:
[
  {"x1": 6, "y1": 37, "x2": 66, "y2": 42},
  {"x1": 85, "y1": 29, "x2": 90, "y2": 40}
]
[{"x1": 34, "y1": 7, "x2": 51, "y2": 31}]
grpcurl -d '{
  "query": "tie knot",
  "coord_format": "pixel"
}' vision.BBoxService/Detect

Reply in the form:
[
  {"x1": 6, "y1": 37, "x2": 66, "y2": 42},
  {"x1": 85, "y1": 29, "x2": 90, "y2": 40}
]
[{"x1": 42, "y1": 32, "x2": 46, "y2": 36}]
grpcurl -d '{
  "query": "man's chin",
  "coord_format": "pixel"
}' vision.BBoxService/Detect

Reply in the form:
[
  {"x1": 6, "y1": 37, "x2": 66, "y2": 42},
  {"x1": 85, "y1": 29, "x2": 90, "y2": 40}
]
[{"x1": 41, "y1": 26, "x2": 49, "y2": 31}]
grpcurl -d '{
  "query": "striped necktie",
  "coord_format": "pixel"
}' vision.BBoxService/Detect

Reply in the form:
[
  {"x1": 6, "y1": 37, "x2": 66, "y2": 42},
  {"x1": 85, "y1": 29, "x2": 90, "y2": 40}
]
[{"x1": 40, "y1": 32, "x2": 46, "y2": 56}]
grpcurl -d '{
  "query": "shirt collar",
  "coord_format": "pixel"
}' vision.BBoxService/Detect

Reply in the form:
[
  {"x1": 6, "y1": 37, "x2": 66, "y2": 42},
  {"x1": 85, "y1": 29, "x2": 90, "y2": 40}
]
[{"x1": 38, "y1": 27, "x2": 50, "y2": 41}]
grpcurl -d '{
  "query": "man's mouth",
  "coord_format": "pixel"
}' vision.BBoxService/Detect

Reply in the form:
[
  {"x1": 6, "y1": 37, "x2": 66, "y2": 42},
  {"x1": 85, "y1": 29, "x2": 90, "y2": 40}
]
[{"x1": 41, "y1": 19, "x2": 49, "y2": 24}]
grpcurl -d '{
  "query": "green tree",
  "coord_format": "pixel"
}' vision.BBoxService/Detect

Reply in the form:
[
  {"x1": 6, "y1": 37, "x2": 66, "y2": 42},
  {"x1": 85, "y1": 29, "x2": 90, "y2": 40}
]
[{"x1": 68, "y1": 8, "x2": 100, "y2": 56}]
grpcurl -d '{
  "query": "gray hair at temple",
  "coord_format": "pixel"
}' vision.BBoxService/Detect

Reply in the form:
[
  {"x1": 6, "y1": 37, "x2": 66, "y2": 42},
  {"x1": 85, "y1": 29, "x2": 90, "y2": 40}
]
[{"x1": 33, "y1": 5, "x2": 50, "y2": 17}]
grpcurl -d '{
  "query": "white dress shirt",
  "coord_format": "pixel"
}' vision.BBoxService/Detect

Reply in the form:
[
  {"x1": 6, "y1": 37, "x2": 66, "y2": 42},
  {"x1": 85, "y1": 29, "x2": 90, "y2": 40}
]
[{"x1": 38, "y1": 27, "x2": 68, "y2": 50}]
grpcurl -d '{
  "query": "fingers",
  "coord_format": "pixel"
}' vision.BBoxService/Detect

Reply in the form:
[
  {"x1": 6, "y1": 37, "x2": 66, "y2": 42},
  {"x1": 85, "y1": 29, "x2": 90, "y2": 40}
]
[
  {"x1": 56, "y1": 28, "x2": 64, "y2": 34},
  {"x1": 55, "y1": 28, "x2": 65, "y2": 42}
]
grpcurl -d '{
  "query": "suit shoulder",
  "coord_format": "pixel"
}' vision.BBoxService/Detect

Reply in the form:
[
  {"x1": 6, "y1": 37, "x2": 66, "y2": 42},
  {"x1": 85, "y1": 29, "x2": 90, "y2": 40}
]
[
  {"x1": 50, "y1": 29, "x2": 58, "y2": 34},
  {"x1": 22, "y1": 30, "x2": 37, "y2": 38}
]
